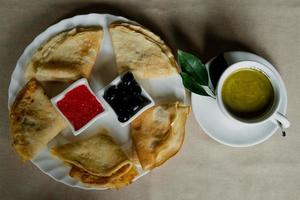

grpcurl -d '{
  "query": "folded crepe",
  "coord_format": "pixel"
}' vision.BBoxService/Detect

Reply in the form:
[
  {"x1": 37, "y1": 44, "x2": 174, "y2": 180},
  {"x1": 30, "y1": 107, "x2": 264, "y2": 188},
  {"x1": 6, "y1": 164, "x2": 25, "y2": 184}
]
[
  {"x1": 25, "y1": 27, "x2": 103, "y2": 81},
  {"x1": 10, "y1": 79, "x2": 67, "y2": 161},
  {"x1": 110, "y1": 23, "x2": 178, "y2": 79},
  {"x1": 131, "y1": 102, "x2": 190, "y2": 170},
  {"x1": 51, "y1": 131, "x2": 137, "y2": 189}
]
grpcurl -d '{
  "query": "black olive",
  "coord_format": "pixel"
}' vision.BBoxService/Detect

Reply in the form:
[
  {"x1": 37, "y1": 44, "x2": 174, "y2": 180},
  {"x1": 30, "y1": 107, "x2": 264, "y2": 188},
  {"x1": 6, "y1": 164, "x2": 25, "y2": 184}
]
[
  {"x1": 103, "y1": 85, "x2": 118, "y2": 99},
  {"x1": 138, "y1": 95, "x2": 151, "y2": 107},
  {"x1": 127, "y1": 95, "x2": 138, "y2": 105},
  {"x1": 114, "y1": 106, "x2": 124, "y2": 115},
  {"x1": 106, "y1": 85, "x2": 118, "y2": 94},
  {"x1": 104, "y1": 94, "x2": 117, "y2": 102},
  {"x1": 131, "y1": 104, "x2": 141, "y2": 113},
  {"x1": 117, "y1": 82, "x2": 131, "y2": 95},
  {"x1": 118, "y1": 114, "x2": 130, "y2": 122},
  {"x1": 122, "y1": 79, "x2": 132, "y2": 87},
  {"x1": 125, "y1": 81, "x2": 139, "y2": 92},
  {"x1": 131, "y1": 84, "x2": 142, "y2": 95},
  {"x1": 119, "y1": 96, "x2": 131, "y2": 105},
  {"x1": 121, "y1": 72, "x2": 134, "y2": 83},
  {"x1": 124, "y1": 96, "x2": 138, "y2": 113}
]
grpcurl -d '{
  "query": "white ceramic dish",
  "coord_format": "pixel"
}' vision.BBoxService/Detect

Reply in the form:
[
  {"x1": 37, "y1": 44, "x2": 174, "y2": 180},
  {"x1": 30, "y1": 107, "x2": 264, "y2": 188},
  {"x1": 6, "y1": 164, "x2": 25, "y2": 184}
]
[
  {"x1": 51, "y1": 78, "x2": 108, "y2": 136},
  {"x1": 8, "y1": 14, "x2": 185, "y2": 190},
  {"x1": 97, "y1": 73, "x2": 155, "y2": 127},
  {"x1": 191, "y1": 51, "x2": 288, "y2": 147}
]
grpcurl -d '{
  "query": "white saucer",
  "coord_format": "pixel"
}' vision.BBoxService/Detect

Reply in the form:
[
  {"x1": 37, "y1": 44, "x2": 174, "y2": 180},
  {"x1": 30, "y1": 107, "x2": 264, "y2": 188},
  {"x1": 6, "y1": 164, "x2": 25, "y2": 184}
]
[{"x1": 191, "y1": 51, "x2": 288, "y2": 147}]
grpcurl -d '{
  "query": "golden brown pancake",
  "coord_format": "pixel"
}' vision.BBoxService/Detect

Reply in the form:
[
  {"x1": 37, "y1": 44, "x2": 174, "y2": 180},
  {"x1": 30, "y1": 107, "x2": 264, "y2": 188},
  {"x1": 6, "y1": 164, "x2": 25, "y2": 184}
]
[
  {"x1": 51, "y1": 131, "x2": 137, "y2": 189},
  {"x1": 131, "y1": 102, "x2": 190, "y2": 170},
  {"x1": 110, "y1": 23, "x2": 178, "y2": 79},
  {"x1": 69, "y1": 165, "x2": 138, "y2": 189},
  {"x1": 25, "y1": 27, "x2": 103, "y2": 81},
  {"x1": 10, "y1": 79, "x2": 67, "y2": 161}
]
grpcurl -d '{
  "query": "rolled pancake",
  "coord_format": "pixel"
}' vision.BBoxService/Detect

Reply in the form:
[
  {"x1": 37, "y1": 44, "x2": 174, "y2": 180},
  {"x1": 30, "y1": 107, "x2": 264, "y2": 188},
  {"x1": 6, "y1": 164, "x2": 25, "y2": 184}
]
[
  {"x1": 51, "y1": 131, "x2": 137, "y2": 188},
  {"x1": 131, "y1": 102, "x2": 190, "y2": 170},
  {"x1": 10, "y1": 79, "x2": 67, "y2": 161},
  {"x1": 25, "y1": 27, "x2": 103, "y2": 81},
  {"x1": 70, "y1": 165, "x2": 137, "y2": 189},
  {"x1": 110, "y1": 23, "x2": 178, "y2": 79}
]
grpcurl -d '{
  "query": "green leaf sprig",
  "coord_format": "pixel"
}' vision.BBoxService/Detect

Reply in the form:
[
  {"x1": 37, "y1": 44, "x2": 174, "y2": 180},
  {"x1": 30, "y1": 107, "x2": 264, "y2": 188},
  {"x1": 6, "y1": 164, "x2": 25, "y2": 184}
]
[{"x1": 178, "y1": 50, "x2": 215, "y2": 98}]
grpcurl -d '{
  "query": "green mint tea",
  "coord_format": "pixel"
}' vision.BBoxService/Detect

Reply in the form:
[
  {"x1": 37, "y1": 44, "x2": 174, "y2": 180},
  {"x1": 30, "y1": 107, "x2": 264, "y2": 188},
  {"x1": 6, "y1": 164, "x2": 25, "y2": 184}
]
[{"x1": 222, "y1": 68, "x2": 274, "y2": 120}]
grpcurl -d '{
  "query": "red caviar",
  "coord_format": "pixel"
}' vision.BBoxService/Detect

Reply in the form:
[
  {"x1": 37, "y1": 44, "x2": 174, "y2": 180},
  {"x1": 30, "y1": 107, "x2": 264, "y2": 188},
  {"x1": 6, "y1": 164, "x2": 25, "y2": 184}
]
[{"x1": 57, "y1": 85, "x2": 104, "y2": 131}]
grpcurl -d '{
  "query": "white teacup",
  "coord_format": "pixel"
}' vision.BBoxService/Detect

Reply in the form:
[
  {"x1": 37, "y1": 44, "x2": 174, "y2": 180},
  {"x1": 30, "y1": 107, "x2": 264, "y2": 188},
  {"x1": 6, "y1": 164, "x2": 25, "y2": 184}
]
[{"x1": 216, "y1": 61, "x2": 290, "y2": 129}]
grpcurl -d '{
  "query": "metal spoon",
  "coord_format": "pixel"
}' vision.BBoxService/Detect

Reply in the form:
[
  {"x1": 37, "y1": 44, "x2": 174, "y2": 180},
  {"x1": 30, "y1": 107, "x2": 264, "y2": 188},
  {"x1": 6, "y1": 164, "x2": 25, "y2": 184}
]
[{"x1": 277, "y1": 120, "x2": 286, "y2": 137}]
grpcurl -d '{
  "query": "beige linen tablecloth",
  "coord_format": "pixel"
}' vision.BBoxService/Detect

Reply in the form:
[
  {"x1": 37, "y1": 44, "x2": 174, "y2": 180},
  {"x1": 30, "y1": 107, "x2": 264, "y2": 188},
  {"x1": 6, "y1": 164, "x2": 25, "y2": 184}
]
[{"x1": 1, "y1": 0, "x2": 300, "y2": 199}]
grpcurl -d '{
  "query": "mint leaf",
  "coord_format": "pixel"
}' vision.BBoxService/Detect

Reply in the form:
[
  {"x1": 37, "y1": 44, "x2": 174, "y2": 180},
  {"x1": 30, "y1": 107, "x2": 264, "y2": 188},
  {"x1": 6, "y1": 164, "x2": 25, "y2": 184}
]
[
  {"x1": 180, "y1": 72, "x2": 210, "y2": 96},
  {"x1": 178, "y1": 50, "x2": 208, "y2": 85}
]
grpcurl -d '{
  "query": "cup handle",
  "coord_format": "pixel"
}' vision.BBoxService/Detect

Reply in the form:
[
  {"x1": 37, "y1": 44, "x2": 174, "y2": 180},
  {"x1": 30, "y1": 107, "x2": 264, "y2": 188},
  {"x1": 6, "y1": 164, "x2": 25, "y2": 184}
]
[{"x1": 272, "y1": 112, "x2": 290, "y2": 129}]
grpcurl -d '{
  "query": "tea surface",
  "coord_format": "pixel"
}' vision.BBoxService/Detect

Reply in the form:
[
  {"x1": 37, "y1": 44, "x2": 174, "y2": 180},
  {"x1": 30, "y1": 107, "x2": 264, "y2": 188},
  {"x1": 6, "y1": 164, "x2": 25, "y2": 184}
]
[{"x1": 222, "y1": 68, "x2": 274, "y2": 119}]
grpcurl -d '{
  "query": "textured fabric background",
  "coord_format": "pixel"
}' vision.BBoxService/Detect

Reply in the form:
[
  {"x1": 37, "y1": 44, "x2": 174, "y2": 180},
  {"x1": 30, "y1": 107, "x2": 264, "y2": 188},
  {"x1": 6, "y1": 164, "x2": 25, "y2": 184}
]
[{"x1": 1, "y1": 0, "x2": 299, "y2": 199}]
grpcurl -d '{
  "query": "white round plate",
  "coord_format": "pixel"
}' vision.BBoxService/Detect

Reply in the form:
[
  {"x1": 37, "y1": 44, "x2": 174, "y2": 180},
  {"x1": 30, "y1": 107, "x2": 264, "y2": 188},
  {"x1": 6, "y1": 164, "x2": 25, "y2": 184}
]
[
  {"x1": 8, "y1": 14, "x2": 185, "y2": 190},
  {"x1": 192, "y1": 51, "x2": 287, "y2": 147}
]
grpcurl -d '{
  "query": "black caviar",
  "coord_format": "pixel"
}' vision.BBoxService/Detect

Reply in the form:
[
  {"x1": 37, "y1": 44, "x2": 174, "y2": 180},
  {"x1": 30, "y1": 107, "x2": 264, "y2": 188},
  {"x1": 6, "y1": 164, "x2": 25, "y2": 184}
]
[{"x1": 103, "y1": 72, "x2": 151, "y2": 123}]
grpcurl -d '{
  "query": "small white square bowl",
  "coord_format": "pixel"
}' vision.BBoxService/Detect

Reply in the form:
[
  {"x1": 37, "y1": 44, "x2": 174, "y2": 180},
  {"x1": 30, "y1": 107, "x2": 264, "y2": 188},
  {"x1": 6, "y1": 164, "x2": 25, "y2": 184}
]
[
  {"x1": 97, "y1": 74, "x2": 155, "y2": 127},
  {"x1": 51, "y1": 78, "x2": 108, "y2": 136}
]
